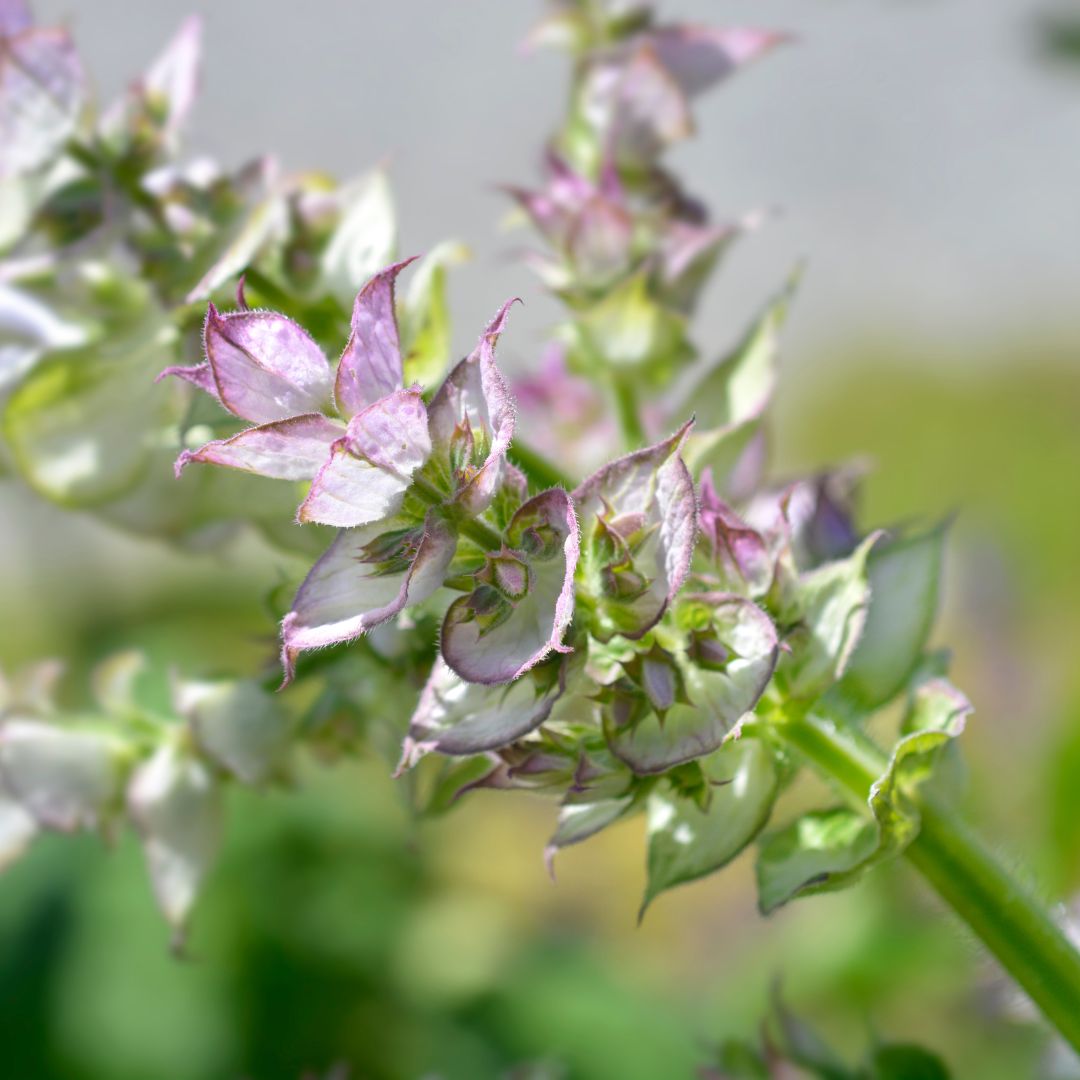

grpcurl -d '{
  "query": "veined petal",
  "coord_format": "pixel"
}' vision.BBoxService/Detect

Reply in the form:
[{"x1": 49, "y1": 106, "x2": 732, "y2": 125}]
[
  {"x1": 281, "y1": 512, "x2": 456, "y2": 684},
  {"x1": 441, "y1": 488, "x2": 579, "y2": 686},
  {"x1": 575, "y1": 421, "x2": 698, "y2": 639},
  {"x1": 399, "y1": 656, "x2": 565, "y2": 768},
  {"x1": 203, "y1": 305, "x2": 332, "y2": 424},
  {"x1": 428, "y1": 299, "x2": 518, "y2": 514},
  {"x1": 650, "y1": 26, "x2": 787, "y2": 97},
  {"x1": 335, "y1": 257, "x2": 416, "y2": 417},
  {"x1": 176, "y1": 412, "x2": 343, "y2": 480},
  {"x1": 297, "y1": 388, "x2": 430, "y2": 527}
]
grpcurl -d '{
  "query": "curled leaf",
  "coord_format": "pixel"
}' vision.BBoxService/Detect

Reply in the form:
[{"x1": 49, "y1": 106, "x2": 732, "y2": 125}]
[
  {"x1": 128, "y1": 740, "x2": 221, "y2": 934},
  {"x1": 574, "y1": 421, "x2": 697, "y2": 640},
  {"x1": 606, "y1": 595, "x2": 778, "y2": 774},
  {"x1": 441, "y1": 488, "x2": 579, "y2": 685},
  {"x1": 400, "y1": 656, "x2": 566, "y2": 768},
  {"x1": 428, "y1": 299, "x2": 517, "y2": 514},
  {"x1": 281, "y1": 511, "x2": 456, "y2": 683}
]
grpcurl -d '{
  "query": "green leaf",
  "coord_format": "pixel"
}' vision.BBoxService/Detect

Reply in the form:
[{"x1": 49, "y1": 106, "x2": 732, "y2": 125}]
[
  {"x1": 868, "y1": 1044, "x2": 951, "y2": 1080},
  {"x1": 2, "y1": 275, "x2": 181, "y2": 507},
  {"x1": 685, "y1": 272, "x2": 797, "y2": 427},
  {"x1": 128, "y1": 739, "x2": 222, "y2": 936},
  {"x1": 175, "y1": 679, "x2": 292, "y2": 786},
  {"x1": 756, "y1": 807, "x2": 878, "y2": 914},
  {"x1": 319, "y1": 169, "x2": 397, "y2": 307},
  {"x1": 563, "y1": 270, "x2": 693, "y2": 381},
  {"x1": 400, "y1": 240, "x2": 469, "y2": 387},
  {"x1": 642, "y1": 738, "x2": 778, "y2": 915},
  {"x1": 758, "y1": 680, "x2": 972, "y2": 912},
  {"x1": 778, "y1": 533, "x2": 880, "y2": 701},
  {"x1": 770, "y1": 988, "x2": 856, "y2": 1080},
  {"x1": 837, "y1": 523, "x2": 947, "y2": 711}
]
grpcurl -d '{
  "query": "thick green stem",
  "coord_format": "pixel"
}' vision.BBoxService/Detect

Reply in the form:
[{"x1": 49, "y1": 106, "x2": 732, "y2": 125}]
[{"x1": 778, "y1": 712, "x2": 1080, "y2": 1053}]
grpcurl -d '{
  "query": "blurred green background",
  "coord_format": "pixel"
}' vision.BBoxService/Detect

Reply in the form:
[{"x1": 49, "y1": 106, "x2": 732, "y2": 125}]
[
  {"x1": 4, "y1": 0, "x2": 1080, "y2": 1076},
  {"x1": 2, "y1": 331, "x2": 1079, "y2": 1079}
]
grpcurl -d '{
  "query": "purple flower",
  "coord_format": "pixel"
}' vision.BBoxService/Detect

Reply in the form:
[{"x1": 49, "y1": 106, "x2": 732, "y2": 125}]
[
  {"x1": 164, "y1": 258, "x2": 422, "y2": 526},
  {"x1": 162, "y1": 261, "x2": 531, "y2": 684}
]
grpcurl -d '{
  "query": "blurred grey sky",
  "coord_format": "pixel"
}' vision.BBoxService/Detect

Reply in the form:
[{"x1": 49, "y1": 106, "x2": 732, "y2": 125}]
[{"x1": 36, "y1": 0, "x2": 1080, "y2": 372}]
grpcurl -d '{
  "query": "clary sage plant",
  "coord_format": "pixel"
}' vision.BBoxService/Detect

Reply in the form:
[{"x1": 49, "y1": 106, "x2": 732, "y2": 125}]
[{"x1": 2, "y1": 0, "x2": 1079, "y2": 1063}]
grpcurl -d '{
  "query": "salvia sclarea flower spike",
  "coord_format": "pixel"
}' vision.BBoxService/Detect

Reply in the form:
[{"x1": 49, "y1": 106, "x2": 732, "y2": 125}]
[
  {"x1": 527, "y1": 1, "x2": 787, "y2": 171},
  {"x1": 161, "y1": 259, "x2": 582, "y2": 687}
]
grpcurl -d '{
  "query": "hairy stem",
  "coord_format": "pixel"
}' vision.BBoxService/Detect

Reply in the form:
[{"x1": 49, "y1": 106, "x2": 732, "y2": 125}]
[
  {"x1": 778, "y1": 712, "x2": 1080, "y2": 1053},
  {"x1": 410, "y1": 474, "x2": 504, "y2": 551}
]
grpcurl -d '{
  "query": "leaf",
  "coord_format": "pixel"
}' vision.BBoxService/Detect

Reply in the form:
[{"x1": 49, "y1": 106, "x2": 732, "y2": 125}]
[
  {"x1": 281, "y1": 511, "x2": 456, "y2": 684},
  {"x1": 334, "y1": 257, "x2": 414, "y2": 417},
  {"x1": 0, "y1": 719, "x2": 129, "y2": 833},
  {"x1": 441, "y1": 488, "x2": 579, "y2": 685},
  {"x1": 606, "y1": 596, "x2": 778, "y2": 775},
  {"x1": 427, "y1": 299, "x2": 517, "y2": 514},
  {"x1": 185, "y1": 187, "x2": 288, "y2": 302},
  {"x1": 757, "y1": 680, "x2": 971, "y2": 911},
  {"x1": 400, "y1": 241, "x2": 469, "y2": 387},
  {"x1": 297, "y1": 388, "x2": 430, "y2": 528},
  {"x1": 200, "y1": 304, "x2": 333, "y2": 424},
  {"x1": 574, "y1": 422, "x2": 697, "y2": 640},
  {"x1": 127, "y1": 740, "x2": 222, "y2": 934},
  {"x1": 176, "y1": 411, "x2": 343, "y2": 481},
  {"x1": 678, "y1": 271, "x2": 798, "y2": 436},
  {"x1": 176, "y1": 678, "x2": 292, "y2": 785},
  {"x1": 564, "y1": 270, "x2": 692, "y2": 379},
  {"x1": 3, "y1": 294, "x2": 181, "y2": 506},
  {"x1": 0, "y1": 27, "x2": 84, "y2": 179},
  {"x1": 836, "y1": 524, "x2": 947, "y2": 711},
  {"x1": 319, "y1": 169, "x2": 397, "y2": 308},
  {"x1": 545, "y1": 791, "x2": 637, "y2": 873},
  {"x1": 400, "y1": 656, "x2": 566, "y2": 769},
  {"x1": 642, "y1": 738, "x2": 778, "y2": 914},
  {"x1": 756, "y1": 807, "x2": 877, "y2": 915},
  {"x1": 778, "y1": 534, "x2": 880, "y2": 701},
  {"x1": 868, "y1": 1044, "x2": 951, "y2": 1080},
  {"x1": 770, "y1": 987, "x2": 856, "y2": 1079}
]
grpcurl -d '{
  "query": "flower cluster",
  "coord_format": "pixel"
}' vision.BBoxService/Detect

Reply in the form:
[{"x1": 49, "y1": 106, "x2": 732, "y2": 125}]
[
  {"x1": 0, "y1": 6, "x2": 460, "y2": 548},
  {"x1": 0, "y1": 0, "x2": 973, "y2": 932}
]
